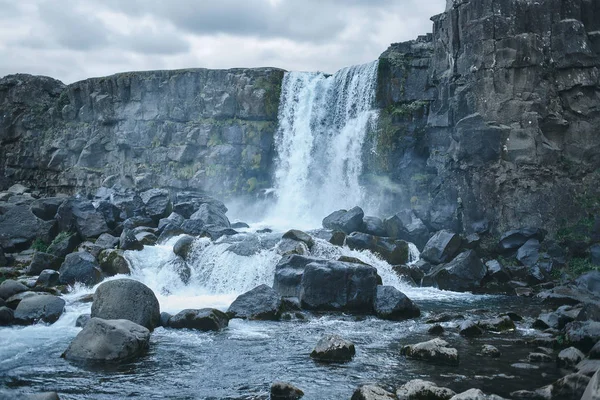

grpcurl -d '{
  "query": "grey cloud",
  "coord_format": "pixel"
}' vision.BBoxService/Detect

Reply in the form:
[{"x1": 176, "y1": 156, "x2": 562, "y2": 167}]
[{"x1": 122, "y1": 30, "x2": 190, "y2": 55}]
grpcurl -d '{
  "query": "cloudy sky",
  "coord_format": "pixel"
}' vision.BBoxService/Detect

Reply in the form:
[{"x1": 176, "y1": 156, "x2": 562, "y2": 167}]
[{"x1": 0, "y1": 0, "x2": 446, "y2": 84}]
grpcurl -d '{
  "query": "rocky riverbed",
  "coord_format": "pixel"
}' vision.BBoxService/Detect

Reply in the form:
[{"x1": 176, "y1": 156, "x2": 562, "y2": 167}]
[{"x1": 1, "y1": 185, "x2": 600, "y2": 399}]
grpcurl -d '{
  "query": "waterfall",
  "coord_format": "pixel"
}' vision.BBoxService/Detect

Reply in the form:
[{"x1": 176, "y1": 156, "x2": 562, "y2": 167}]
[{"x1": 267, "y1": 61, "x2": 379, "y2": 228}]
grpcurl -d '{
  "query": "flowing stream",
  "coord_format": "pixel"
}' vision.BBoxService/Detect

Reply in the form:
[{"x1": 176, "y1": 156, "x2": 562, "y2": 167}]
[{"x1": 0, "y1": 62, "x2": 564, "y2": 399}]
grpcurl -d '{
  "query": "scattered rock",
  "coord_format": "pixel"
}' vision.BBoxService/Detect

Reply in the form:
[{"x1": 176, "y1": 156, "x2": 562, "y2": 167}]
[
  {"x1": 427, "y1": 250, "x2": 486, "y2": 292},
  {"x1": 460, "y1": 320, "x2": 484, "y2": 337},
  {"x1": 511, "y1": 363, "x2": 539, "y2": 370},
  {"x1": 516, "y1": 239, "x2": 541, "y2": 267},
  {"x1": 273, "y1": 255, "x2": 324, "y2": 298},
  {"x1": 528, "y1": 352, "x2": 553, "y2": 363},
  {"x1": 498, "y1": 228, "x2": 545, "y2": 251},
  {"x1": 558, "y1": 347, "x2": 585, "y2": 369},
  {"x1": 26, "y1": 252, "x2": 62, "y2": 275},
  {"x1": 139, "y1": 188, "x2": 171, "y2": 222},
  {"x1": 401, "y1": 338, "x2": 459, "y2": 366},
  {"x1": 94, "y1": 233, "x2": 120, "y2": 250},
  {"x1": 55, "y1": 199, "x2": 109, "y2": 239},
  {"x1": 75, "y1": 314, "x2": 90, "y2": 328},
  {"x1": 582, "y1": 368, "x2": 600, "y2": 399},
  {"x1": 383, "y1": 211, "x2": 430, "y2": 250},
  {"x1": 46, "y1": 233, "x2": 80, "y2": 259},
  {"x1": 576, "y1": 359, "x2": 600, "y2": 377},
  {"x1": 62, "y1": 318, "x2": 150, "y2": 363},
  {"x1": 36, "y1": 270, "x2": 60, "y2": 287},
  {"x1": 189, "y1": 203, "x2": 230, "y2": 229},
  {"x1": 91, "y1": 279, "x2": 160, "y2": 331},
  {"x1": 14, "y1": 294, "x2": 65, "y2": 324},
  {"x1": 0, "y1": 279, "x2": 29, "y2": 300},
  {"x1": 396, "y1": 379, "x2": 455, "y2": 400},
  {"x1": 421, "y1": 230, "x2": 462, "y2": 264},
  {"x1": 173, "y1": 235, "x2": 195, "y2": 260},
  {"x1": 310, "y1": 334, "x2": 355, "y2": 363},
  {"x1": 270, "y1": 382, "x2": 304, "y2": 400},
  {"x1": 329, "y1": 231, "x2": 346, "y2": 246},
  {"x1": 119, "y1": 229, "x2": 144, "y2": 251},
  {"x1": 282, "y1": 230, "x2": 314, "y2": 249},
  {"x1": 481, "y1": 345, "x2": 501, "y2": 358},
  {"x1": 426, "y1": 313, "x2": 465, "y2": 323},
  {"x1": 361, "y1": 216, "x2": 387, "y2": 237},
  {"x1": 322, "y1": 207, "x2": 364, "y2": 234},
  {"x1": 450, "y1": 389, "x2": 505, "y2": 399},
  {"x1": 58, "y1": 252, "x2": 102, "y2": 286},
  {"x1": 478, "y1": 316, "x2": 516, "y2": 332},
  {"x1": 374, "y1": 286, "x2": 420, "y2": 321},
  {"x1": 159, "y1": 312, "x2": 171, "y2": 327},
  {"x1": 168, "y1": 308, "x2": 229, "y2": 331},
  {"x1": 351, "y1": 385, "x2": 396, "y2": 400},
  {"x1": 231, "y1": 222, "x2": 249, "y2": 229},
  {"x1": 428, "y1": 324, "x2": 445, "y2": 335},
  {"x1": 565, "y1": 321, "x2": 600, "y2": 352},
  {"x1": 97, "y1": 249, "x2": 130, "y2": 276},
  {"x1": 0, "y1": 306, "x2": 14, "y2": 326},
  {"x1": 227, "y1": 284, "x2": 282, "y2": 320}
]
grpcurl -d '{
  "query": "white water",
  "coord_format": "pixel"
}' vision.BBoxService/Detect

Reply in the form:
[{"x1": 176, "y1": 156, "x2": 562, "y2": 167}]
[{"x1": 266, "y1": 61, "x2": 379, "y2": 229}]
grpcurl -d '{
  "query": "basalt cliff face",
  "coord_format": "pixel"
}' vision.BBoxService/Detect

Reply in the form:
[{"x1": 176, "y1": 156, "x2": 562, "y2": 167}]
[
  {"x1": 0, "y1": 68, "x2": 283, "y2": 196},
  {"x1": 372, "y1": 0, "x2": 600, "y2": 237},
  {"x1": 1, "y1": 0, "x2": 600, "y2": 238}
]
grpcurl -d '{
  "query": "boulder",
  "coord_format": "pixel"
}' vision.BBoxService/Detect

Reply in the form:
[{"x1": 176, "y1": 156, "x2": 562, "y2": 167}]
[
  {"x1": 276, "y1": 238, "x2": 309, "y2": 256},
  {"x1": 498, "y1": 228, "x2": 545, "y2": 251},
  {"x1": 123, "y1": 216, "x2": 154, "y2": 230},
  {"x1": 14, "y1": 294, "x2": 65, "y2": 324},
  {"x1": 346, "y1": 232, "x2": 409, "y2": 265},
  {"x1": 426, "y1": 250, "x2": 486, "y2": 292},
  {"x1": 273, "y1": 255, "x2": 325, "y2": 298},
  {"x1": 582, "y1": 369, "x2": 600, "y2": 400},
  {"x1": 227, "y1": 284, "x2": 282, "y2": 320},
  {"x1": 91, "y1": 279, "x2": 160, "y2": 331},
  {"x1": 577, "y1": 271, "x2": 600, "y2": 294},
  {"x1": 428, "y1": 325, "x2": 445, "y2": 335},
  {"x1": 459, "y1": 320, "x2": 483, "y2": 337},
  {"x1": 62, "y1": 318, "x2": 150, "y2": 363},
  {"x1": 173, "y1": 235, "x2": 195, "y2": 260},
  {"x1": 36, "y1": 270, "x2": 60, "y2": 287},
  {"x1": 528, "y1": 352, "x2": 553, "y2": 363},
  {"x1": 401, "y1": 338, "x2": 459, "y2": 366},
  {"x1": 159, "y1": 312, "x2": 172, "y2": 327},
  {"x1": 76, "y1": 314, "x2": 91, "y2": 328},
  {"x1": 351, "y1": 385, "x2": 396, "y2": 400},
  {"x1": 529, "y1": 373, "x2": 591, "y2": 400},
  {"x1": 478, "y1": 316, "x2": 516, "y2": 332},
  {"x1": 576, "y1": 359, "x2": 600, "y2": 377},
  {"x1": 0, "y1": 204, "x2": 56, "y2": 252},
  {"x1": 374, "y1": 286, "x2": 420, "y2": 321},
  {"x1": 516, "y1": 239, "x2": 540, "y2": 267},
  {"x1": 119, "y1": 229, "x2": 144, "y2": 251},
  {"x1": 231, "y1": 222, "x2": 250, "y2": 229},
  {"x1": 26, "y1": 252, "x2": 62, "y2": 275},
  {"x1": 98, "y1": 249, "x2": 130, "y2": 276},
  {"x1": 558, "y1": 347, "x2": 585, "y2": 369},
  {"x1": 190, "y1": 203, "x2": 230, "y2": 229},
  {"x1": 396, "y1": 379, "x2": 455, "y2": 400},
  {"x1": 565, "y1": 321, "x2": 600, "y2": 352},
  {"x1": 383, "y1": 210, "x2": 430, "y2": 250},
  {"x1": 310, "y1": 334, "x2": 355, "y2": 362},
  {"x1": 135, "y1": 231, "x2": 157, "y2": 246},
  {"x1": 282, "y1": 230, "x2": 314, "y2": 249},
  {"x1": 78, "y1": 241, "x2": 104, "y2": 259},
  {"x1": 158, "y1": 212, "x2": 185, "y2": 232},
  {"x1": 481, "y1": 345, "x2": 501, "y2": 358},
  {"x1": 55, "y1": 199, "x2": 109, "y2": 239},
  {"x1": 329, "y1": 231, "x2": 346, "y2": 246},
  {"x1": 198, "y1": 225, "x2": 238, "y2": 241},
  {"x1": 58, "y1": 252, "x2": 102, "y2": 286},
  {"x1": 95, "y1": 200, "x2": 121, "y2": 230},
  {"x1": 0, "y1": 279, "x2": 29, "y2": 300},
  {"x1": 0, "y1": 306, "x2": 14, "y2": 326},
  {"x1": 299, "y1": 260, "x2": 379, "y2": 313},
  {"x1": 450, "y1": 389, "x2": 505, "y2": 399},
  {"x1": 322, "y1": 207, "x2": 364, "y2": 234},
  {"x1": 30, "y1": 197, "x2": 65, "y2": 221},
  {"x1": 168, "y1": 308, "x2": 229, "y2": 331},
  {"x1": 94, "y1": 233, "x2": 120, "y2": 250},
  {"x1": 421, "y1": 230, "x2": 462, "y2": 264},
  {"x1": 484, "y1": 260, "x2": 512, "y2": 283},
  {"x1": 139, "y1": 188, "x2": 171, "y2": 221},
  {"x1": 46, "y1": 233, "x2": 80, "y2": 258},
  {"x1": 592, "y1": 245, "x2": 600, "y2": 267},
  {"x1": 361, "y1": 216, "x2": 387, "y2": 237},
  {"x1": 271, "y1": 382, "x2": 304, "y2": 400},
  {"x1": 5, "y1": 291, "x2": 38, "y2": 309},
  {"x1": 0, "y1": 246, "x2": 5, "y2": 267}
]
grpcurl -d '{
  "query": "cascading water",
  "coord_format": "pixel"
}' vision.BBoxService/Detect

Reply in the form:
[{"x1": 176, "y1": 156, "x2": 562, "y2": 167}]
[{"x1": 267, "y1": 61, "x2": 379, "y2": 228}]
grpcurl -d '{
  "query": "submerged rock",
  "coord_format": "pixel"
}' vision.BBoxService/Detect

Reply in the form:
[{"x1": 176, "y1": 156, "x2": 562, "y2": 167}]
[
  {"x1": 459, "y1": 320, "x2": 483, "y2": 337},
  {"x1": 62, "y1": 318, "x2": 150, "y2": 363},
  {"x1": 270, "y1": 382, "x2": 304, "y2": 400},
  {"x1": 401, "y1": 338, "x2": 459, "y2": 366},
  {"x1": 168, "y1": 308, "x2": 229, "y2": 331},
  {"x1": 481, "y1": 345, "x2": 501, "y2": 358},
  {"x1": 351, "y1": 385, "x2": 396, "y2": 400},
  {"x1": 396, "y1": 379, "x2": 455, "y2": 400},
  {"x1": 374, "y1": 286, "x2": 420, "y2": 321},
  {"x1": 310, "y1": 334, "x2": 355, "y2": 363},
  {"x1": 227, "y1": 284, "x2": 282, "y2": 320},
  {"x1": 91, "y1": 279, "x2": 160, "y2": 331}
]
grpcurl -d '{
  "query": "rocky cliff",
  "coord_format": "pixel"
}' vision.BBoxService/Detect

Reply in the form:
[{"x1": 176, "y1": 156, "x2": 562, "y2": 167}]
[
  {"x1": 371, "y1": 0, "x2": 600, "y2": 238},
  {"x1": 0, "y1": 68, "x2": 283, "y2": 196}
]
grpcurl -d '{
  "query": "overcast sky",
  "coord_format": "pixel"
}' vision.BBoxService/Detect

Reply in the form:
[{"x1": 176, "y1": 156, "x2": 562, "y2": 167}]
[{"x1": 0, "y1": 0, "x2": 446, "y2": 84}]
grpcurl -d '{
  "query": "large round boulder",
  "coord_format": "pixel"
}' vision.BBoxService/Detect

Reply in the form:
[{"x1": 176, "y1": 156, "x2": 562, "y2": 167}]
[
  {"x1": 374, "y1": 286, "x2": 420, "y2": 321},
  {"x1": 14, "y1": 294, "x2": 65, "y2": 325},
  {"x1": 227, "y1": 284, "x2": 282, "y2": 320},
  {"x1": 168, "y1": 308, "x2": 229, "y2": 331},
  {"x1": 91, "y1": 279, "x2": 160, "y2": 331},
  {"x1": 58, "y1": 251, "x2": 102, "y2": 286},
  {"x1": 62, "y1": 318, "x2": 150, "y2": 363},
  {"x1": 0, "y1": 279, "x2": 29, "y2": 300}
]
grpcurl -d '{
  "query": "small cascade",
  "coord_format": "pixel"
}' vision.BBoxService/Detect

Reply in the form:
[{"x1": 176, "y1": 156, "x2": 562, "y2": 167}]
[{"x1": 268, "y1": 61, "x2": 379, "y2": 228}]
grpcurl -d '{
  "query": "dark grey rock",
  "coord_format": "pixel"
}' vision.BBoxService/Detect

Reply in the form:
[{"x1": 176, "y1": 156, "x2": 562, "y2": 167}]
[
  {"x1": 592, "y1": 245, "x2": 600, "y2": 267},
  {"x1": 14, "y1": 294, "x2": 65, "y2": 324},
  {"x1": 481, "y1": 345, "x2": 501, "y2": 358},
  {"x1": 271, "y1": 382, "x2": 304, "y2": 400},
  {"x1": 227, "y1": 284, "x2": 282, "y2": 320},
  {"x1": 30, "y1": 197, "x2": 65, "y2": 221},
  {"x1": 168, "y1": 308, "x2": 229, "y2": 331},
  {"x1": 95, "y1": 201, "x2": 121, "y2": 230},
  {"x1": 460, "y1": 320, "x2": 483, "y2": 337},
  {"x1": 485, "y1": 260, "x2": 512, "y2": 283},
  {"x1": 576, "y1": 271, "x2": 600, "y2": 295},
  {"x1": 565, "y1": 321, "x2": 600, "y2": 352},
  {"x1": 582, "y1": 369, "x2": 600, "y2": 400},
  {"x1": 396, "y1": 379, "x2": 455, "y2": 400},
  {"x1": 75, "y1": 314, "x2": 90, "y2": 328},
  {"x1": 310, "y1": 334, "x2": 355, "y2": 362},
  {"x1": 36, "y1": 270, "x2": 60, "y2": 287},
  {"x1": 98, "y1": 249, "x2": 130, "y2": 276},
  {"x1": 299, "y1": 260, "x2": 379, "y2": 313},
  {"x1": 231, "y1": 222, "x2": 250, "y2": 229},
  {"x1": 401, "y1": 338, "x2": 459, "y2": 366},
  {"x1": 55, "y1": 199, "x2": 109, "y2": 239},
  {"x1": 91, "y1": 279, "x2": 160, "y2": 331},
  {"x1": 328, "y1": 231, "x2": 346, "y2": 246},
  {"x1": 0, "y1": 204, "x2": 55, "y2": 252},
  {"x1": 383, "y1": 210, "x2": 430, "y2": 250},
  {"x1": 346, "y1": 232, "x2": 409, "y2": 265},
  {"x1": 123, "y1": 216, "x2": 154, "y2": 230},
  {"x1": 558, "y1": 347, "x2": 585, "y2": 369},
  {"x1": 119, "y1": 229, "x2": 144, "y2": 251},
  {"x1": 58, "y1": 252, "x2": 102, "y2": 286},
  {"x1": 158, "y1": 212, "x2": 185, "y2": 232},
  {"x1": 159, "y1": 312, "x2": 171, "y2": 327},
  {"x1": 77, "y1": 241, "x2": 104, "y2": 259},
  {"x1": 361, "y1": 216, "x2": 387, "y2": 237},
  {"x1": 374, "y1": 285, "x2": 420, "y2": 321},
  {"x1": 94, "y1": 233, "x2": 119, "y2": 250},
  {"x1": 528, "y1": 352, "x2": 553, "y2": 363},
  {"x1": 498, "y1": 228, "x2": 545, "y2": 252},
  {"x1": 351, "y1": 385, "x2": 396, "y2": 400},
  {"x1": 0, "y1": 279, "x2": 29, "y2": 300},
  {"x1": 46, "y1": 233, "x2": 80, "y2": 259},
  {"x1": 517, "y1": 239, "x2": 541, "y2": 267},
  {"x1": 428, "y1": 324, "x2": 445, "y2": 335},
  {"x1": 62, "y1": 318, "x2": 150, "y2": 363},
  {"x1": 421, "y1": 230, "x2": 462, "y2": 264},
  {"x1": 450, "y1": 388, "x2": 505, "y2": 400},
  {"x1": 576, "y1": 359, "x2": 600, "y2": 377},
  {"x1": 173, "y1": 235, "x2": 195, "y2": 260},
  {"x1": 135, "y1": 231, "x2": 157, "y2": 246},
  {"x1": 4, "y1": 291, "x2": 38, "y2": 309},
  {"x1": 189, "y1": 203, "x2": 230, "y2": 228},
  {"x1": 426, "y1": 250, "x2": 486, "y2": 292},
  {"x1": 26, "y1": 252, "x2": 62, "y2": 275},
  {"x1": 0, "y1": 306, "x2": 14, "y2": 326},
  {"x1": 322, "y1": 207, "x2": 364, "y2": 234},
  {"x1": 139, "y1": 188, "x2": 171, "y2": 222},
  {"x1": 273, "y1": 255, "x2": 325, "y2": 298},
  {"x1": 282, "y1": 230, "x2": 314, "y2": 249},
  {"x1": 478, "y1": 316, "x2": 516, "y2": 332}
]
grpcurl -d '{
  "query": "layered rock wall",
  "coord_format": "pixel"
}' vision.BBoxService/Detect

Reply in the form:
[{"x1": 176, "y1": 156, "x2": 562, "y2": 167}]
[{"x1": 372, "y1": 0, "x2": 600, "y2": 236}]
